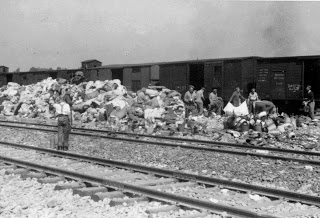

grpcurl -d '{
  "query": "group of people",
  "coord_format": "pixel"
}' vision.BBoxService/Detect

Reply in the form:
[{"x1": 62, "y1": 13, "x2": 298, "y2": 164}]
[
  {"x1": 184, "y1": 85, "x2": 224, "y2": 117},
  {"x1": 228, "y1": 87, "x2": 275, "y2": 115},
  {"x1": 184, "y1": 85, "x2": 317, "y2": 120}
]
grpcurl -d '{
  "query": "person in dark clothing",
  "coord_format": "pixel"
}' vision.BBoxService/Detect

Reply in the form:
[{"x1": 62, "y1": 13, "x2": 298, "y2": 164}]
[
  {"x1": 184, "y1": 85, "x2": 197, "y2": 118},
  {"x1": 306, "y1": 85, "x2": 316, "y2": 121},
  {"x1": 229, "y1": 87, "x2": 245, "y2": 107}
]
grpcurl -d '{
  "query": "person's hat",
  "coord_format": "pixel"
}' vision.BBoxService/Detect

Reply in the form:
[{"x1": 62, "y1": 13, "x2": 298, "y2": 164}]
[
  {"x1": 258, "y1": 111, "x2": 267, "y2": 118},
  {"x1": 189, "y1": 85, "x2": 195, "y2": 89},
  {"x1": 201, "y1": 87, "x2": 206, "y2": 90}
]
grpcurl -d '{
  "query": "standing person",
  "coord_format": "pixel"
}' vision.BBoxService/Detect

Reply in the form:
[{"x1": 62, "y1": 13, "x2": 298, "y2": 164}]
[
  {"x1": 184, "y1": 85, "x2": 197, "y2": 118},
  {"x1": 229, "y1": 87, "x2": 246, "y2": 107},
  {"x1": 209, "y1": 88, "x2": 223, "y2": 115},
  {"x1": 248, "y1": 88, "x2": 259, "y2": 114},
  {"x1": 306, "y1": 85, "x2": 317, "y2": 121},
  {"x1": 52, "y1": 97, "x2": 71, "y2": 151},
  {"x1": 63, "y1": 88, "x2": 73, "y2": 126},
  {"x1": 195, "y1": 87, "x2": 206, "y2": 115}
]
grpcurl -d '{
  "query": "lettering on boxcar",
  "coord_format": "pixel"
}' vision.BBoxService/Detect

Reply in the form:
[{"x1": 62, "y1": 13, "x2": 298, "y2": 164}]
[{"x1": 288, "y1": 84, "x2": 301, "y2": 92}]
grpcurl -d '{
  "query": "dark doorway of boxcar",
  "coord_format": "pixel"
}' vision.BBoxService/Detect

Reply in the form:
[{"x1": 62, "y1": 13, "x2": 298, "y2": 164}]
[
  {"x1": 189, "y1": 64, "x2": 204, "y2": 90},
  {"x1": 111, "y1": 68, "x2": 123, "y2": 82},
  {"x1": 304, "y1": 60, "x2": 320, "y2": 99},
  {"x1": 6, "y1": 74, "x2": 12, "y2": 83},
  {"x1": 49, "y1": 72, "x2": 58, "y2": 79}
]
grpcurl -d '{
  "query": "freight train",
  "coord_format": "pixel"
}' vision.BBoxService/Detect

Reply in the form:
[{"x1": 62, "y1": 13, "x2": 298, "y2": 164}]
[{"x1": 1, "y1": 55, "x2": 320, "y2": 113}]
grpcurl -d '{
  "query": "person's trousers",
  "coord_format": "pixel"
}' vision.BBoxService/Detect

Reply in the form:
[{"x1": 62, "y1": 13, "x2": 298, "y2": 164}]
[
  {"x1": 185, "y1": 103, "x2": 197, "y2": 118},
  {"x1": 196, "y1": 102, "x2": 204, "y2": 115},
  {"x1": 248, "y1": 100, "x2": 256, "y2": 114},
  {"x1": 209, "y1": 100, "x2": 223, "y2": 115},
  {"x1": 57, "y1": 115, "x2": 70, "y2": 151},
  {"x1": 308, "y1": 101, "x2": 315, "y2": 120}
]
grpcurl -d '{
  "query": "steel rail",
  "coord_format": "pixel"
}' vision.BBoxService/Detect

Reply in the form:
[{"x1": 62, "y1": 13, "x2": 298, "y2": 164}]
[
  {"x1": 1, "y1": 123, "x2": 320, "y2": 166},
  {"x1": 0, "y1": 119, "x2": 319, "y2": 157},
  {"x1": 0, "y1": 155, "x2": 278, "y2": 218},
  {"x1": 1, "y1": 141, "x2": 320, "y2": 207}
]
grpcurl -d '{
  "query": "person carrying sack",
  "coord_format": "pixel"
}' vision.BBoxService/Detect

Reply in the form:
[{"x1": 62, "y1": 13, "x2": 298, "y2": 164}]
[
  {"x1": 51, "y1": 97, "x2": 71, "y2": 151},
  {"x1": 229, "y1": 87, "x2": 246, "y2": 107},
  {"x1": 183, "y1": 85, "x2": 197, "y2": 118}
]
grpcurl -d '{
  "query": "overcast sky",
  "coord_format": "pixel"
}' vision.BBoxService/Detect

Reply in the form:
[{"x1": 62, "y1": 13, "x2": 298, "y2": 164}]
[{"x1": 1, "y1": 0, "x2": 320, "y2": 71}]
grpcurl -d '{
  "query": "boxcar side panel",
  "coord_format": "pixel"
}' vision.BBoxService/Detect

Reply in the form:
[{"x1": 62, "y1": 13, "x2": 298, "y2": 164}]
[
  {"x1": 87, "y1": 69, "x2": 98, "y2": 81},
  {"x1": 241, "y1": 59, "x2": 256, "y2": 97},
  {"x1": 270, "y1": 63, "x2": 286, "y2": 100},
  {"x1": 150, "y1": 65, "x2": 160, "y2": 80},
  {"x1": 123, "y1": 68, "x2": 132, "y2": 91},
  {"x1": 204, "y1": 61, "x2": 223, "y2": 98},
  {"x1": 140, "y1": 67, "x2": 150, "y2": 88},
  {"x1": 98, "y1": 68, "x2": 112, "y2": 81},
  {"x1": 159, "y1": 65, "x2": 173, "y2": 90},
  {"x1": 172, "y1": 64, "x2": 188, "y2": 93},
  {"x1": 286, "y1": 62, "x2": 302, "y2": 100},
  {"x1": 0, "y1": 75, "x2": 7, "y2": 87},
  {"x1": 12, "y1": 73, "x2": 21, "y2": 85},
  {"x1": 256, "y1": 62, "x2": 271, "y2": 100},
  {"x1": 223, "y1": 61, "x2": 242, "y2": 100}
]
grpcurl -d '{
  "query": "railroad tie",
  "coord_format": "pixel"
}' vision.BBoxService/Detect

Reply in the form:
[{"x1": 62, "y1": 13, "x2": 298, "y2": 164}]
[
  {"x1": 91, "y1": 191, "x2": 126, "y2": 202},
  {"x1": 73, "y1": 186, "x2": 108, "y2": 197},
  {"x1": 54, "y1": 182, "x2": 86, "y2": 191},
  {"x1": 5, "y1": 168, "x2": 29, "y2": 175},
  {"x1": 109, "y1": 197, "x2": 149, "y2": 206},
  {"x1": 20, "y1": 172, "x2": 47, "y2": 179},
  {"x1": 38, "y1": 177, "x2": 65, "y2": 184},
  {"x1": 0, "y1": 164, "x2": 16, "y2": 170},
  {"x1": 146, "y1": 205, "x2": 180, "y2": 214}
]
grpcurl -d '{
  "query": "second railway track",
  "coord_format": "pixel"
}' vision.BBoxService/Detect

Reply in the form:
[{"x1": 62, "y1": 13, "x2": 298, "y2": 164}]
[
  {"x1": 1, "y1": 142, "x2": 320, "y2": 217},
  {"x1": 1, "y1": 120, "x2": 320, "y2": 166}
]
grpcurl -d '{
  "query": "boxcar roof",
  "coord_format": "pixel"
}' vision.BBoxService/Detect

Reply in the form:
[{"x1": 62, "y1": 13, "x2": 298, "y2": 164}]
[{"x1": 94, "y1": 56, "x2": 262, "y2": 69}]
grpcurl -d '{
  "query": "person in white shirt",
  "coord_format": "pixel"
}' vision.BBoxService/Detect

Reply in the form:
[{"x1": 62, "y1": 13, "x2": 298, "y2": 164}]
[
  {"x1": 209, "y1": 88, "x2": 223, "y2": 115},
  {"x1": 52, "y1": 97, "x2": 71, "y2": 151},
  {"x1": 195, "y1": 87, "x2": 206, "y2": 115},
  {"x1": 248, "y1": 88, "x2": 259, "y2": 114}
]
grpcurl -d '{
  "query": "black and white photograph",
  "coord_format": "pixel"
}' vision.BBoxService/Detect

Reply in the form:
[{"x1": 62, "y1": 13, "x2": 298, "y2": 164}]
[{"x1": 1, "y1": 0, "x2": 320, "y2": 217}]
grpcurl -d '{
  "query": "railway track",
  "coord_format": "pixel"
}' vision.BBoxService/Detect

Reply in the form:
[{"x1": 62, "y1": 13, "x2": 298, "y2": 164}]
[
  {"x1": 1, "y1": 120, "x2": 320, "y2": 166},
  {"x1": 1, "y1": 142, "x2": 320, "y2": 217}
]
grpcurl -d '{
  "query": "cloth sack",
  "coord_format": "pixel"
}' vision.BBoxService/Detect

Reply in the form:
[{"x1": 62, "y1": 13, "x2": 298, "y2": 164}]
[
  {"x1": 223, "y1": 102, "x2": 235, "y2": 116},
  {"x1": 234, "y1": 101, "x2": 249, "y2": 117}
]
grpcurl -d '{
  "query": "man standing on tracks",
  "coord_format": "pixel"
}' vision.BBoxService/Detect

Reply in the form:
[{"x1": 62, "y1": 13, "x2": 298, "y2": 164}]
[
  {"x1": 52, "y1": 97, "x2": 71, "y2": 151},
  {"x1": 305, "y1": 85, "x2": 317, "y2": 121},
  {"x1": 209, "y1": 88, "x2": 223, "y2": 115},
  {"x1": 229, "y1": 87, "x2": 246, "y2": 107},
  {"x1": 184, "y1": 85, "x2": 197, "y2": 118},
  {"x1": 195, "y1": 87, "x2": 206, "y2": 115},
  {"x1": 248, "y1": 88, "x2": 259, "y2": 114}
]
